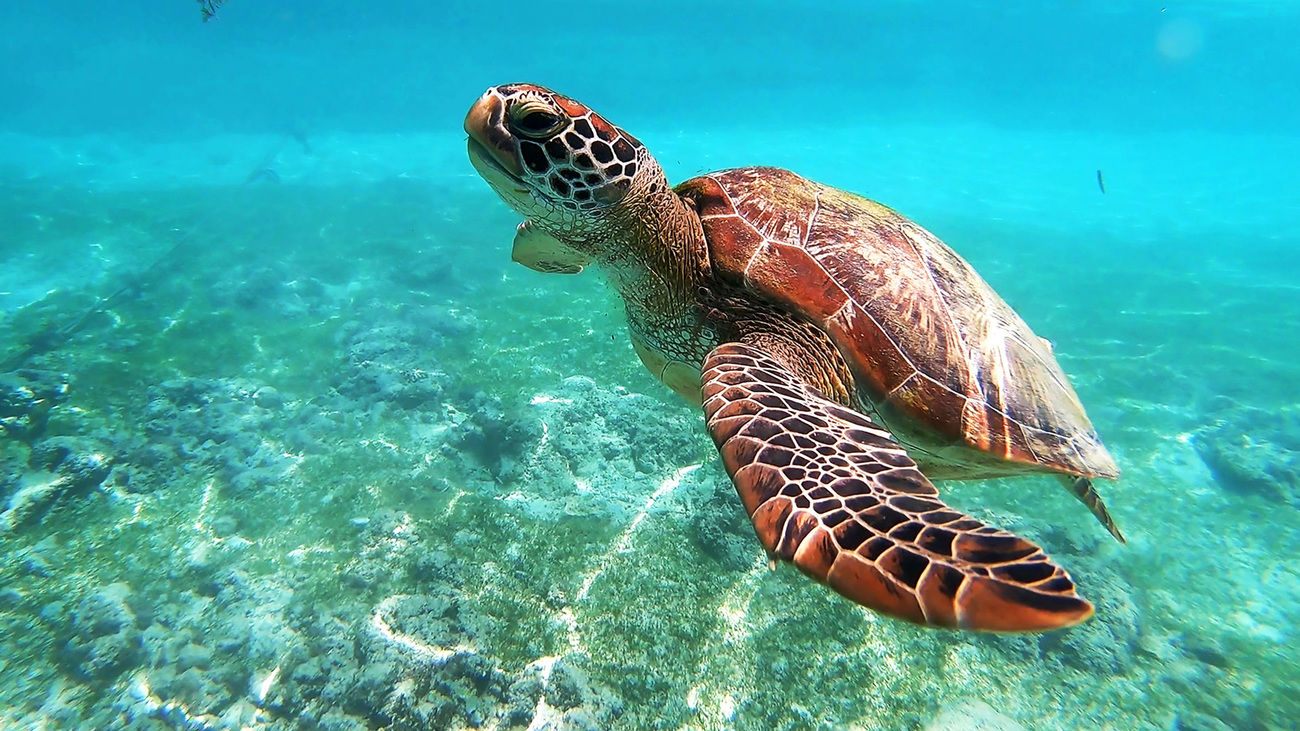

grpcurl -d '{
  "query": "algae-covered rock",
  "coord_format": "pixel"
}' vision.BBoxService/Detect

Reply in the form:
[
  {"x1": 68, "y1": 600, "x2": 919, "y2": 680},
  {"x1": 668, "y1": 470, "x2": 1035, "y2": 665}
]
[
  {"x1": 1040, "y1": 567, "x2": 1140, "y2": 674},
  {"x1": 1176, "y1": 710, "x2": 1236, "y2": 731},
  {"x1": 336, "y1": 314, "x2": 455, "y2": 410},
  {"x1": 923, "y1": 700, "x2": 1029, "y2": 731},
  {"x1": 0, "y1": 436, "x2": 112, "y2": 533},
  {"x1": 1195, "y1": 406, "x2": 1300, "y2": 506},
  {"x1": 501, "y1": 376, "x2": 703, "y2": 522},
  {"x1": 691, "y1": 479, "x2": 757, "y2": 572},
  {"x1": 495, "y1": 657, "x2": 623, "y2": 731},
  {"x1": 0, "y1": 369, "x2": 70, "y2": 442},
  {"x1": 449, "y1": 389, "x2": 543, "y2": 479},
  {"x1": 30, "y1": 436, "x2": 112, "y2": 489},
  {"x1": 140, "y1": 376, "x2": 317, "y2": 494},
  {"x1": 63, "y1": 583, "x2": 141, "y2": 680}
]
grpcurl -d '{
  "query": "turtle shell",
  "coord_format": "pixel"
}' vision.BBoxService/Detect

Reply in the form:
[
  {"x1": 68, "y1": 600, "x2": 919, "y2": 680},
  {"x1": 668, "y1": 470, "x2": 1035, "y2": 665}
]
[{"x1": 677, "y1": 166, "x2": 1119, "y2": 481}]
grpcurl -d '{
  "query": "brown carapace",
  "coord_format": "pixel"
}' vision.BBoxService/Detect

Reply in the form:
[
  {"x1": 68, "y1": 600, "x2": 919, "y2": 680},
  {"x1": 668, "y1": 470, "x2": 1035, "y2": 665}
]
[
  {"x1": 681, "y1": 168, "x2": 1124, "y2": 547},
  {"x1": 465, "y1": 83, "x2": 1122, "y2": 633}
]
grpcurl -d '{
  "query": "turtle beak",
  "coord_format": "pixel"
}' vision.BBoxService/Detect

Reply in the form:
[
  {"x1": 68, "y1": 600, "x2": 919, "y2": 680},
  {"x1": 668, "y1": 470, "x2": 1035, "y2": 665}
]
[{"x1": 464, "y1": 90, "x2": 525, "y2": 179}]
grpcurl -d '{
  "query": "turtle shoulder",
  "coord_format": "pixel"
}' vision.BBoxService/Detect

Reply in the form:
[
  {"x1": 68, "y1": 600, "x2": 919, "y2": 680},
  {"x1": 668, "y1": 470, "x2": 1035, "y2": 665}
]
[
  {"x1": 676, "y1": 166, "x2": 1117, "y2": 479},
  {"x1": 676, "y1": 166, "x2": 847, "y2": 321}
]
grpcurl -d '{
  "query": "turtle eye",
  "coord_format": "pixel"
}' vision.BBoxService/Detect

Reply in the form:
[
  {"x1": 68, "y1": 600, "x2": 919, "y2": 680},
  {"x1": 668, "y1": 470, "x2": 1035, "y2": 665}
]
[{"x1": 509, "y1": 102, "x2": 566, "y2": 140}]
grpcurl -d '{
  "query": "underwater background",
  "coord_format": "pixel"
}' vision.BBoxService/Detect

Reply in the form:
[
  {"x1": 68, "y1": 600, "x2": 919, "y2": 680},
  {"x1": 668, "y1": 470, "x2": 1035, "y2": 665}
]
[{"x1": 1, "y1": 1, "x2": 1298, "y2": 729}]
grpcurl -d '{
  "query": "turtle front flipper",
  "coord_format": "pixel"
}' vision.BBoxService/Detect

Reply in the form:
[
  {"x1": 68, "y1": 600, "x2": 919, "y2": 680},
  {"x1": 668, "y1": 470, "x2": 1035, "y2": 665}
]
[
  {"x1": 511, "y1": 221, "x2": 593, "y2": 275},
  {"x1": 701, "y1": 343, "x2": 1092, "y2": 632}
]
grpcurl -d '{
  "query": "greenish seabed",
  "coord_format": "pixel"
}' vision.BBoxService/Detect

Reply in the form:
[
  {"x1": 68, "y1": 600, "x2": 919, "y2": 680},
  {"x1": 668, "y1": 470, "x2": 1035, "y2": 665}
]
[{"x1": 0, "y1": 179, "x2": 1297, "y2": 730}]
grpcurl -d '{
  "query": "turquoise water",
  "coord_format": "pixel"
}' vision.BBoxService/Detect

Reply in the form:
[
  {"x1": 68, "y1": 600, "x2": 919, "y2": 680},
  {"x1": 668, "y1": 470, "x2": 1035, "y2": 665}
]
[{"x1": 1, "y1": 1, "x2": 1298, "y2": 729}]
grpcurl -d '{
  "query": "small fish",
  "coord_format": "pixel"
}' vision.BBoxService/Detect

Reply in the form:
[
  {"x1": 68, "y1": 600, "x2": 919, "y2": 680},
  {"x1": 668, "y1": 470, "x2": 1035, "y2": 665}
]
[
  {"x1": 198, "y1": 0, "x2": 226, "y2": 22},
  {"x1": 1096, "y1": 169, "x2": 1106, "y2": 195}
]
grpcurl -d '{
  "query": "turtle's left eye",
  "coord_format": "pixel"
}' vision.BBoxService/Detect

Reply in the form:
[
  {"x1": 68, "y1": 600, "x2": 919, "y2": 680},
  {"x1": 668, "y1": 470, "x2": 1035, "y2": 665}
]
[{"x1": 510, "y1": 103, "x2": 566, "y2": 139}]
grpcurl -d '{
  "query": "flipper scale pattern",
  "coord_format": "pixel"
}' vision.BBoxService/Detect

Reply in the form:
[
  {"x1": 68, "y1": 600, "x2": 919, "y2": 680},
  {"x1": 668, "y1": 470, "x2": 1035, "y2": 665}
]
[{"x1": 702, "y1": 342, "x2": 1092, "y2": 632}]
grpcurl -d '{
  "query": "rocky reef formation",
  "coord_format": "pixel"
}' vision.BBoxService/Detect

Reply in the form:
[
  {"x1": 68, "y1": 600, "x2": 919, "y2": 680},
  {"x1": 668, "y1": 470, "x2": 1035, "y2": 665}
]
[{"x1": 1195, "y1": 404, "x2": 1300, "y2": 506}]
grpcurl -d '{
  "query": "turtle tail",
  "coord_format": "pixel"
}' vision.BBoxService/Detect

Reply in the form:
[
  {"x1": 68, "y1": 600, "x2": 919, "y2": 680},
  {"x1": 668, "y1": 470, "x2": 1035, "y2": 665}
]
[{"x1": 1059, "y1": 475, "x2": 1125, "y2": 544}]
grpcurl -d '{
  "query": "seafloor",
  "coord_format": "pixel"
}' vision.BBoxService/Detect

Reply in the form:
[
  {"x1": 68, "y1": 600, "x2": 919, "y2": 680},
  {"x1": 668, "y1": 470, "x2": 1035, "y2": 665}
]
[{"x1": 1, "y1": 127, "x2": 1298, "y2": 731}]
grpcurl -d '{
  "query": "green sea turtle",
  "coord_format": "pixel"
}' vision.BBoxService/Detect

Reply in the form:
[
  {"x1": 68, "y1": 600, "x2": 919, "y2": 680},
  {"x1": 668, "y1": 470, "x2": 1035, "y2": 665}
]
[{"x1": 465, "y1": 83, "x2": 1122, "y2": 632}]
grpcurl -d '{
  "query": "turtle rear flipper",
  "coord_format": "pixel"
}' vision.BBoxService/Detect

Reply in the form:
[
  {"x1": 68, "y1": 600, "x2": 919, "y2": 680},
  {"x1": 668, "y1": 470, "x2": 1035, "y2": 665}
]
[{"x1": 702, "y1": 343, "x2": 1093, "y2": 632}]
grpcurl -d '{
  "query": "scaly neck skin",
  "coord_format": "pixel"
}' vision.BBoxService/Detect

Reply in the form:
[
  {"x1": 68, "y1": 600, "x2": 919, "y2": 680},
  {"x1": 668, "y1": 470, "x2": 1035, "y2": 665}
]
[{"x1": 571, "y1": 167, "x2": 710, "y2": 324}]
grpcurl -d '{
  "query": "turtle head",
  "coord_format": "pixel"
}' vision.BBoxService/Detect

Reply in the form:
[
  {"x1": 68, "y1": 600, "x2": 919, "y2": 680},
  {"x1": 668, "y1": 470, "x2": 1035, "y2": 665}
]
[{"x1": 465, "y1": 84, "x2": 665, "y2": 243}]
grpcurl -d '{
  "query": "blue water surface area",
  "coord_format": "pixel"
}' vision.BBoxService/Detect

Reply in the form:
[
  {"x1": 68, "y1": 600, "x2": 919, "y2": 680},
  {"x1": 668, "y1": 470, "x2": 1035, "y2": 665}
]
[{"x1": 1, "y1": 1, "x2": 1298, "y2": 729}]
